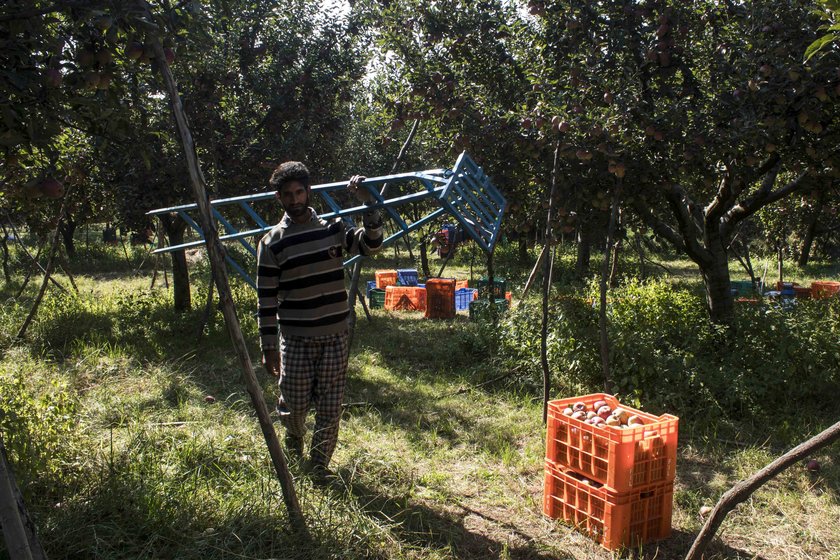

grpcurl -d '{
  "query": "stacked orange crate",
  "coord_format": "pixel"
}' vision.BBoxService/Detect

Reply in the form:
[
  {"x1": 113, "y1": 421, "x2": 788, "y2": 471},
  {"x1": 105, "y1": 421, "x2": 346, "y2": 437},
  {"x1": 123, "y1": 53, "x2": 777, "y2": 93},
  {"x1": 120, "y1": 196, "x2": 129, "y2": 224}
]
[
  {"x1": 543, "y1": 393, "x2": 678, "y2": 551},
  {"x1": 384, "y1": 285, "x2": 426, "y2": 311},
  {"x1": 425, "y1": 278, "x2": 456, "y2": 319},
  {"x1": 375, "y1": 270, "x2": 398, "y2": 289}
]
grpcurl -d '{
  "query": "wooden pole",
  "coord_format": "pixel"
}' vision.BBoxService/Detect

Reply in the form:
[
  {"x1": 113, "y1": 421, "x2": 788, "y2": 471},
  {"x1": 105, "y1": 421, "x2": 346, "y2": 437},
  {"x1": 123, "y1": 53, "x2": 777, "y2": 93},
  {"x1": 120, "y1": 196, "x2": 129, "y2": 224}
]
[
  {"x1": 0, "y1": 437, "x2": 34, "y2": 560},
  {"x1": 520, "y1": 243, "x2": 548, "y2": 302},
  {"x1": 0, "y1": 435, "x2": 46, "y2": 560},
  {"x1": 17, "y1": 201, "x2": 66, "y2": 339},
  {"x1": 684, "y1": 420, "x2": 840, "y2": 560},
  {"x1": 149, "y1": 36, "x2": 307, "y2": 536},
  {"x1": 348, "y1": 118, "x2": 420, "y2": 327},
  {"x1": 5, "y1": 214, "x2": 69, "y2": 294}
]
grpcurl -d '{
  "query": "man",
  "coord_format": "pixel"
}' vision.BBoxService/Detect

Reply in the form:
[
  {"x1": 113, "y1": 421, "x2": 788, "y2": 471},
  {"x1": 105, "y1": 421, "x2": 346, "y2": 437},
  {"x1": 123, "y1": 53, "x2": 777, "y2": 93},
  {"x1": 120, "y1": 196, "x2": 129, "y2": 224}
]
[{"x1": 256, "y1": 161, "x2": 382, "y2": 477}]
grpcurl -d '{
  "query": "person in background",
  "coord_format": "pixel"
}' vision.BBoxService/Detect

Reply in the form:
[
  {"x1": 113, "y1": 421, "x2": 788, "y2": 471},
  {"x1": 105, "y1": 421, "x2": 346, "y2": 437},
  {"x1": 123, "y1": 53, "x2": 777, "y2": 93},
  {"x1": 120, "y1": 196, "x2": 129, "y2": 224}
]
[{"x1": 256, "y1": 161, "x2": 383, "y2": 479}]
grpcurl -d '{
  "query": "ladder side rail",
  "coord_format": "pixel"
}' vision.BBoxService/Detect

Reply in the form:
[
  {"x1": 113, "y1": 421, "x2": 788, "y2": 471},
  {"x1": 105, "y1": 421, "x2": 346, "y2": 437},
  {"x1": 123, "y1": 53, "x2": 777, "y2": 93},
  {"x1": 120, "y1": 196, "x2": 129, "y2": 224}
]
[
  {"x1": 343, "y1": 207, "x2": 448, "y2": 268},
  {"x1": 152, "y1": 187, "x2": 449, "y2": 255}
]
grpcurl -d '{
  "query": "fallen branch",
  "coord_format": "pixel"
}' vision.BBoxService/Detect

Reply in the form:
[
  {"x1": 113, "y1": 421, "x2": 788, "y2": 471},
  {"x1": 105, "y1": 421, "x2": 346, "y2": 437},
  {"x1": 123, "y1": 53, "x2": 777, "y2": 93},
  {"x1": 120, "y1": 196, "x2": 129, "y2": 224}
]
[{"x1": 684, "y1": 420, "x2": 840, "y2": 560}]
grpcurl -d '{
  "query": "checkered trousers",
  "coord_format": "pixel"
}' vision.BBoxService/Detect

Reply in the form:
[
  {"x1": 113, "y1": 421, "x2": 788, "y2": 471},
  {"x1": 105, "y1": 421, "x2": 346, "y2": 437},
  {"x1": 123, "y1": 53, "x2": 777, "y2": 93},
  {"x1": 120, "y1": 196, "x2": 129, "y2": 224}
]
[{"x1": 276, "y1": 331, "x2": 350, "y2": 468}]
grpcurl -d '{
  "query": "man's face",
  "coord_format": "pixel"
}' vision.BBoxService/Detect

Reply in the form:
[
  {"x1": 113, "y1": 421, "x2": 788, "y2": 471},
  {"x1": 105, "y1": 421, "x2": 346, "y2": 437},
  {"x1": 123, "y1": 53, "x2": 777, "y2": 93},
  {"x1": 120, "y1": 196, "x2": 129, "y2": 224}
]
[{"x1": 277, "y1": 180, "x2": 310, "y2": 222}]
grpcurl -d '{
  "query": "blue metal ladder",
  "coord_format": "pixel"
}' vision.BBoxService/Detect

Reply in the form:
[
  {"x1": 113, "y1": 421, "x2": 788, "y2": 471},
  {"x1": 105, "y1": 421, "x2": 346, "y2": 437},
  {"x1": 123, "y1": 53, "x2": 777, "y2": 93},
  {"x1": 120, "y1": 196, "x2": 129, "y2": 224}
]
[{"x1": 147, "y1": 152, "x2": 506, "y2": 288}]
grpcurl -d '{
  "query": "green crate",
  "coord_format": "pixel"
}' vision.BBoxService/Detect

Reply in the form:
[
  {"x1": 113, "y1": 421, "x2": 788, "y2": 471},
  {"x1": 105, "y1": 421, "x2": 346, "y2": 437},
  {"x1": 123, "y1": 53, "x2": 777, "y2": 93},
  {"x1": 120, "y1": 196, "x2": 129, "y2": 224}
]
[
  {"x1": 475, "y1": 277, "x2": 507, "y2": 299},
  {"x1": 369, "y1": 288, "x2": 386, "y2": 309},
  {"x1": 469, "y1": 298, "x2": 509, "y2": 321}
]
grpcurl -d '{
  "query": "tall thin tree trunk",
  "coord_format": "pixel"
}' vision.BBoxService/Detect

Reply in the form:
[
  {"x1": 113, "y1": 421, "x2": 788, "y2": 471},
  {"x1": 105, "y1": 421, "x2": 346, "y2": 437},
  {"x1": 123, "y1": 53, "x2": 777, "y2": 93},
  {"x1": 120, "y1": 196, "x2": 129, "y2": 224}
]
[
  {"x1": 419, "y1": 237, "x2": 430, "y2": 278},
  {"x1": 575, "y1": 225, "x2": 591, "y2": 278},
  {"x1": 150, "y1": 36, "x2": 306, "y2": 536},
  {"x1": 797, "y1": 190, "x2": 825, "y2": 267},
  {"x1": 599, "y1": 182, "x2": 622, "y2": 394},
  {"x1": 518, "y1": 236, "x2": 528, "y2": 263},
  {"x1": 541, "y1": 141, "x2": 561, "y2": 423},
  {"x1": 59, "y1": 213, "x2": 76, "y2": 259},
  {"x1": 159, "y1": 214, "x2": 191, "y2": 311},
  {"x1": 0, "y1": 222, "x2": 10, "y2": 284},
  {"x1": 0, "y1": 435, "x2": 46, "y2": 560}
]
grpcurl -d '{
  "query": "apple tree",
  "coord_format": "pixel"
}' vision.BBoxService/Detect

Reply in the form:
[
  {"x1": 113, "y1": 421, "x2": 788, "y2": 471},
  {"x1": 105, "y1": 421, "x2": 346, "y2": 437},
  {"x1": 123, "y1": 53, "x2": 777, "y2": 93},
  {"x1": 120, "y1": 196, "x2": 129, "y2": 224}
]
[{"x1": 522, "y1": 0, "x2": 840, "y2": 325}]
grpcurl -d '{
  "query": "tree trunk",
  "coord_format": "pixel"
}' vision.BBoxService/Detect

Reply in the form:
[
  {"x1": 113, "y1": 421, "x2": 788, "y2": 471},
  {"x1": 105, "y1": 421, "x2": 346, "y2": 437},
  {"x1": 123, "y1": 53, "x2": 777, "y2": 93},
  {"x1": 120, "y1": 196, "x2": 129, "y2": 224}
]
[
  {"x1": 518, "y1": 236, "x2": 528, "y2": 263},
  {"x1": 419, "y1": 237, "x2": 430, "y2": 278},
  {"x1": 575, "y1": 226, "x2": 591, "y2": 278},
  {"x1": 541, "y1": 141, "x2": 561, "y2": 423},
  {"x1": 599, "y1": 183, "x2": 621, "y2": 394},
  {"x1": 701, "y1": 246, "x2": 734, "y2": 325},
  {"x1": 59, "y1": 213, "x2": 76, "y2": 259},
  {"x1": 159, "y1": 214, "x2": 191, "y2": 311},
  {"x1": 0, "y1": 222, "x2": 10, "y2": 284},
  {"x1": 797, "y1": 190, "x2": 825, "y2": 267}
]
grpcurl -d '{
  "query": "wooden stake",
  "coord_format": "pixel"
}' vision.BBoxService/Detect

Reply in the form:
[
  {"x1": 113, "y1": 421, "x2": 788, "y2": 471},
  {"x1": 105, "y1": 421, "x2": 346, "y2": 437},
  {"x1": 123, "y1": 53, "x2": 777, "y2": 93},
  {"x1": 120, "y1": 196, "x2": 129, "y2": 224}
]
[
  {"x1": 17, "y1": 200, "x2": 67, "y2": 339},
  {"x1": 684, "y1": 420, "x2": 840, "y2": 560},
  {"x1": 149, "y1": 36, "x2": 307, "y2": 537}
]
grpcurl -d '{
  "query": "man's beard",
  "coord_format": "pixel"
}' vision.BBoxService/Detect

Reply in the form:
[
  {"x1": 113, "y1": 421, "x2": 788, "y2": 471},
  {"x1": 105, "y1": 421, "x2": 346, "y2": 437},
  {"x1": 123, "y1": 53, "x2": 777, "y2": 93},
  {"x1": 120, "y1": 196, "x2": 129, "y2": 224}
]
[{"x1": 287, "y1": 204, "x2": 308, "y2": 218}]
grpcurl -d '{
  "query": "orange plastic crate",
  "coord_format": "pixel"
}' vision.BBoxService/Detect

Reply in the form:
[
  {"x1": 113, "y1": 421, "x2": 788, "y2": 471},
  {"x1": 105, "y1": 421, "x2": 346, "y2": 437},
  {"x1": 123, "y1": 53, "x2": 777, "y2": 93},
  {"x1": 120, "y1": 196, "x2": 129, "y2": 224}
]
[
  {"x1": 384, "y1": 285, "x2": 426, "y2": 311},
  {"x1": 811, "y1": 281, "x2": 840, "y2": 299},
  {"x1": 425, "y1": 278, "x2": 456, "y2": 319},
  {"x1": 455, "y1": 280, "x2": 469, "y2": 290},
  {"x1": 375, "y1": 270, "x2": 398, "y2": 289},
  {"x1": 543, "y1": 461, "x2": 673, "y2": 551},
  {"x1": 546, "y1": 393, "x2": 678, "y2": 493}
]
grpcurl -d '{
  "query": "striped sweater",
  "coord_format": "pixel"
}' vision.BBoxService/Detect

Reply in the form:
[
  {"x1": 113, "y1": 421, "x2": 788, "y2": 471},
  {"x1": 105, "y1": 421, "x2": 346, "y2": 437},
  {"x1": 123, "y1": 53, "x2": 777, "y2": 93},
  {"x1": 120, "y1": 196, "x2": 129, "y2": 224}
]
[{"x1": 257, "y1": 207, "x2": 383, "y2": 349}]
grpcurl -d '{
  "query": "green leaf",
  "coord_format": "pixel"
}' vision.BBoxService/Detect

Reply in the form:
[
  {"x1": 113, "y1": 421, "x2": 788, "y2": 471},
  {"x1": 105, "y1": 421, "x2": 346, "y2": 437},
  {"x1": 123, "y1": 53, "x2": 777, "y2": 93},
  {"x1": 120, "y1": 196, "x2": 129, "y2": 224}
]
[{"x1": 804, "y1": 33, "x2": 837, "y2": 61}]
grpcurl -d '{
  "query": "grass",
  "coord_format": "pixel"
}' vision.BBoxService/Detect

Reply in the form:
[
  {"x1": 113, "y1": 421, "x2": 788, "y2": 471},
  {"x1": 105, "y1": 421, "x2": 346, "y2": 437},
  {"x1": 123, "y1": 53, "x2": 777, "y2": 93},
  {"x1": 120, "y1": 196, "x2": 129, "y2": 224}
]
[{"x1": 0, "y1": 237, "x2": 838, "y2": 559}]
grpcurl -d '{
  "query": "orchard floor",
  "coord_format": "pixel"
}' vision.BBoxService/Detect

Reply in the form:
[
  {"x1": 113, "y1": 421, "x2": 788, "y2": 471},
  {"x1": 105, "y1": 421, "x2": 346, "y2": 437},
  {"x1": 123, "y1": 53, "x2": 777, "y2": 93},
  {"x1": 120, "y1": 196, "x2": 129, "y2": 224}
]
[{"x1": 2, "y1": 252, "x2": 839, "y2": 560}]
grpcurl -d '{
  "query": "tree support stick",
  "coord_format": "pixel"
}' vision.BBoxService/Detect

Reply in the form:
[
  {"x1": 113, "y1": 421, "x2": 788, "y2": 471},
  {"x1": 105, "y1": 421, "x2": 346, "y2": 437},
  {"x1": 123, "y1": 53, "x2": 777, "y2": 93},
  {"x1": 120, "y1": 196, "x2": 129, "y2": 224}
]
[
  {"x1": 150, "y1": 36, "x2": 307, "y2": 537},
  {"x1": 0, "y1": 436, "x2": 46, "y2": 560},
  {"x1": 521, "y1": 243, "x2": 548, "y2": 302},
  {"x1": 348, "y1": 118, "x2": 420, "y2": 329},
  {"x1": 5, "y1": 214, "x2": 68, "y2": 295},
  {"x1": 17, "y1": 201, "x2": 66, "y2": 339},
  {"x1": 684, "y1": 420, "x2": 840, "y2": 560}
]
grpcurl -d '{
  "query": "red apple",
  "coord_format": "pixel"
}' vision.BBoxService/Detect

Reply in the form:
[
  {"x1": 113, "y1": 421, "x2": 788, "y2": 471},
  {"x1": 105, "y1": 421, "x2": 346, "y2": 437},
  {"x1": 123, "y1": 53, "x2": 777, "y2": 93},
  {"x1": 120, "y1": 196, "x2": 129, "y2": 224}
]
[
  {"x1": 44, "y1": 68, "x2": 62, "y2": 88},
  {"x1": 77, "y1": 48, "x2": 95, "y2": 67},
  {"x1": 125, "y1": 42, "x2": 144, "y2": 60},
  {"x1": 95, "y1": 49, "x2": 113, "y2": 66},
  {"x1": 805, "y1": 459, "x2": 820, "y2": 472},
  {"x1": 84, "y1": 72, "x2": 101, "y2": 89},
  {"x1": 38, "y1": 178, "x2": 64, "y2": 198}
]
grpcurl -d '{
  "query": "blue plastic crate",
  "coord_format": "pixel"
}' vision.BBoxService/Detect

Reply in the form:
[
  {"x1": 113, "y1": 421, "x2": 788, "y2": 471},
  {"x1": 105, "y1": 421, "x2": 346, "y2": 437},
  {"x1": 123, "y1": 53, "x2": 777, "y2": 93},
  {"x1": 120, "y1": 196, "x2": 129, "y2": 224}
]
[
  {"x1": 366, "y1": 280, "x2": 377, "y2": 298},
  {"x1": 397, "y1": 268, "x2": 419, "y2": 286},
  {"x1": 455, "y1": 288, "x2": 477, "y2": 311}
]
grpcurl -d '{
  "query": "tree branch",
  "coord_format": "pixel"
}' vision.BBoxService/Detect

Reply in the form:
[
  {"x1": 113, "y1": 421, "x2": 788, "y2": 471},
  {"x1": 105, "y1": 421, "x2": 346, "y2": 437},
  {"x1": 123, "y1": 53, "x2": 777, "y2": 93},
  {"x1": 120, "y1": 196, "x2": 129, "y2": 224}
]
[
  {"x1": 666, "y1": 185, "x2": 712, "y2": 266},
  {"x1": 722, "y1": 168, "x2": 807, "y2": 238},
  {"x1": 630, "y1": 195, "x2": 685, "y2": 252},
  {"x1": 684, "y1": 420, "x2": 840, "y2": 560}
]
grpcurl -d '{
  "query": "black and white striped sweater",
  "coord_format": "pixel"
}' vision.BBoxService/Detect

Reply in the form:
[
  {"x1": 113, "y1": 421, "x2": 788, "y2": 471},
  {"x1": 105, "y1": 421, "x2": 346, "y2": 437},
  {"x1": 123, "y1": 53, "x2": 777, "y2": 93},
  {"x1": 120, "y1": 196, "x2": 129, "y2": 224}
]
[{"x1": 256, "y1": 207, "x2": 382, "y2": 349}]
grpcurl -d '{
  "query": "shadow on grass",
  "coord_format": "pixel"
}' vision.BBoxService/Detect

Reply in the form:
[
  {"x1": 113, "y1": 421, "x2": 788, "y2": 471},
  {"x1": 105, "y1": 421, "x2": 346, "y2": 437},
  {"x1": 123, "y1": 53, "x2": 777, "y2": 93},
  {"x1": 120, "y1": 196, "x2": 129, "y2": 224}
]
[{"x1": 328, "y1": 472, "x2": 571, "y2": 560}]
